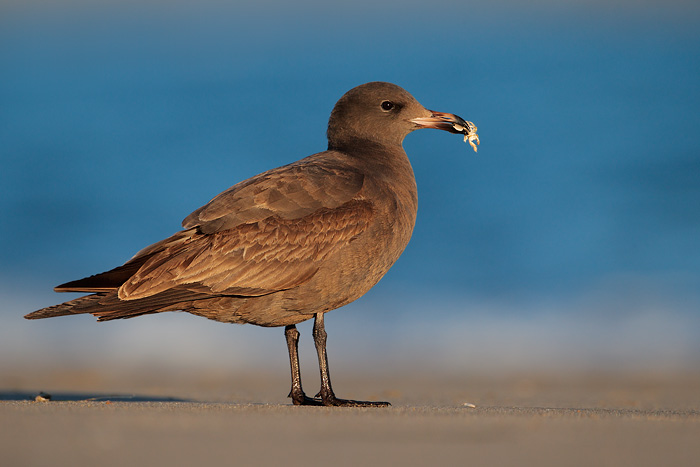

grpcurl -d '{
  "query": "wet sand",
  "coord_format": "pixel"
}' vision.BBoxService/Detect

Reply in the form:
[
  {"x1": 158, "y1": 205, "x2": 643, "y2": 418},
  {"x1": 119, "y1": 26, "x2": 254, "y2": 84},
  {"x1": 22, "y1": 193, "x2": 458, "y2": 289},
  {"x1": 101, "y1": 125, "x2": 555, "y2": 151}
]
[{"x1": 2, "y1": 370, "x2": 699, "y2": 466}]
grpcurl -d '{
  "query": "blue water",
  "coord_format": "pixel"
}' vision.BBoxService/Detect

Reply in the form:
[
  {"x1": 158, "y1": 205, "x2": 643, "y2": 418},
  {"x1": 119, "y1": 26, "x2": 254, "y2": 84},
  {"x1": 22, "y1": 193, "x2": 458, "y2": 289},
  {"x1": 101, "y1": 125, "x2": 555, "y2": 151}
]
[{"x1": 1, "y1": 1, "x2": 699, "y2": 333}]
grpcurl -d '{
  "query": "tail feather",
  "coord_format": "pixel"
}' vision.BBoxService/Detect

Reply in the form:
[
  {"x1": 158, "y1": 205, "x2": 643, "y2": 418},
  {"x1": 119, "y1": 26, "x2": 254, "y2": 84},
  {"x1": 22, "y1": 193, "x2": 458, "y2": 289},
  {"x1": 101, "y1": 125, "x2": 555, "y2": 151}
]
[
  {"x1": 25, "y1": 294, "x2": 106, "y2": 320},
  {"x1": 25, "y1": 289, "x2": 211, "y2": 322}
]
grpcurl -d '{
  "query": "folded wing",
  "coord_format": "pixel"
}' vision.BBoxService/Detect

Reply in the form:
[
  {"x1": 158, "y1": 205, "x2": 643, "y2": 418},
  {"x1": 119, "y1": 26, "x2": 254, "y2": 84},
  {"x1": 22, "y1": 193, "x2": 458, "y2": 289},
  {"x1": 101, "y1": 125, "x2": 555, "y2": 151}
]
[{"x1": 56, "y1": 154, "x2": 373, "y2": 302}]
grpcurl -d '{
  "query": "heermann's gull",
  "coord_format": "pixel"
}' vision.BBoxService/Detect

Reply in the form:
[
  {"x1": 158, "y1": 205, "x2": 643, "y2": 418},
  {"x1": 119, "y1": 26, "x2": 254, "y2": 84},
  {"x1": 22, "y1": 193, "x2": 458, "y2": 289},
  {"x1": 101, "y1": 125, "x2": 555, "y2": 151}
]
[{"x1": 25, "y1": 82, "x2": 479, "y2": 407}]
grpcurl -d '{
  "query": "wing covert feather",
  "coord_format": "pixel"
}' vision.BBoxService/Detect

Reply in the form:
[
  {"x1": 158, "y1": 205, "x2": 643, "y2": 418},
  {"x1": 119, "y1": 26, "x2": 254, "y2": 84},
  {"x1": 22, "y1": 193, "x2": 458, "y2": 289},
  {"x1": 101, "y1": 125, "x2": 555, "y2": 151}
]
[
  {"x1": 119, "y1": 199, "x2": 374, "y2": 300},
  {"x1": 182, "y1": 156, "x2": 365, "y2": 234}
]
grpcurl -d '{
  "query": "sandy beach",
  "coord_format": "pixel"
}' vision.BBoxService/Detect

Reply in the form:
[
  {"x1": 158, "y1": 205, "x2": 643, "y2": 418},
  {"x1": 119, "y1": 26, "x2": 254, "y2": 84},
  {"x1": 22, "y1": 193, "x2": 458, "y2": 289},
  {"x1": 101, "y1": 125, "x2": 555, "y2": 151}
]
[{"x1": 2, "y1": 369, "x2": 699, "y2": 466}]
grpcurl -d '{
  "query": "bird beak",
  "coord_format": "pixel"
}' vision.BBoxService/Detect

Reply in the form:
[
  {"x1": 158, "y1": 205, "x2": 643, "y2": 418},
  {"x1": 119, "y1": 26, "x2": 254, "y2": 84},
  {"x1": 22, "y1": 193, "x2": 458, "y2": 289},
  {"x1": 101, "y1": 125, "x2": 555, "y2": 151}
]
[{"x1": 411, "y1": 110, "x2": 480, "y2": 152}]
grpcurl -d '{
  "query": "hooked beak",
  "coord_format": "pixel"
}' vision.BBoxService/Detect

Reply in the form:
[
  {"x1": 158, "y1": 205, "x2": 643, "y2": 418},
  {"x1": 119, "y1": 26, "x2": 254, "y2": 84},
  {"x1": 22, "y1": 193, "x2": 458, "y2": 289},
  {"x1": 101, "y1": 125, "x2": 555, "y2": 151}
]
[{"x1": 411, "y1": 110, "x2": 480, "y2": 152}]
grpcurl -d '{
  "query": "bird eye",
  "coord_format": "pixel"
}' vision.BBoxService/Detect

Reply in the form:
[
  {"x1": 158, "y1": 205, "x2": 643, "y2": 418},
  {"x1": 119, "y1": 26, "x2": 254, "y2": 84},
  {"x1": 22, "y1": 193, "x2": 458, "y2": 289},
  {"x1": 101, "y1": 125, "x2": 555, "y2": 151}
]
[{"x1": 380, "y1": 101, "x2": 394, "y2": 111}]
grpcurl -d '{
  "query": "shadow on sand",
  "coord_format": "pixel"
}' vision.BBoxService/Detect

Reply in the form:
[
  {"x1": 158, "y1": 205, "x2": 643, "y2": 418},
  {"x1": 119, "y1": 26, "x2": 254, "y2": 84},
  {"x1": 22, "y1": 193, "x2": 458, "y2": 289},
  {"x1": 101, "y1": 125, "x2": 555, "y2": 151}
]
[{"x1": 0, "y1": 391, "x2": 192, "y2": 402}]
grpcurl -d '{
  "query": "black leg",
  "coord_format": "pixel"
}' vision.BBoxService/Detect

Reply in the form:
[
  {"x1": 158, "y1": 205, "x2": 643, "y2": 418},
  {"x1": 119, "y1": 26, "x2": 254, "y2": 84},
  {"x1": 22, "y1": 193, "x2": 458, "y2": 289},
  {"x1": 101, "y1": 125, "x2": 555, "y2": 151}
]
[
  {"x1": 311, "y1": 312, "x2": 390, "y2": 407},
  {"x1": 285, "y1": 324, "x2": 321, "y2": 405}
]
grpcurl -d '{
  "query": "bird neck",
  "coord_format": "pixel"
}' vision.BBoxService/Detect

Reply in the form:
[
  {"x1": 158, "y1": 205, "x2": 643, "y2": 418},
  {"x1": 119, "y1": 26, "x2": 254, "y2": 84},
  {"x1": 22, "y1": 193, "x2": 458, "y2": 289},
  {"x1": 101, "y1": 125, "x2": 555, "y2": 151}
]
[
  {"x1": 327, "y1": 137, "x2": 417, "y2": 197},
  {"x1": 327, "y1": 136, "x2": 404, "y2": 160}
]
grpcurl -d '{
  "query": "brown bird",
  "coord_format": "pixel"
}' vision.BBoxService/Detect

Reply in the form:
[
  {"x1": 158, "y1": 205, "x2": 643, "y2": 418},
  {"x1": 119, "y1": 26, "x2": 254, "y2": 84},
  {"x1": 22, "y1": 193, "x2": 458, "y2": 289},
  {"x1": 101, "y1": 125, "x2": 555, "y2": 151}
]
[{"x1": 25, "y1": 82, "x2": 478, "y2": 407}]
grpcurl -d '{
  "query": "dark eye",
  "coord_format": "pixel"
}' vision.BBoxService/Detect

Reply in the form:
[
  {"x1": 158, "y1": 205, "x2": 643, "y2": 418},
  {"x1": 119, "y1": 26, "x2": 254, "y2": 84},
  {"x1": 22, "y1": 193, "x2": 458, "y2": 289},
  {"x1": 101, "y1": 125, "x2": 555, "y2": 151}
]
[{"x1": 381, "y1": 101, "x2": 394, "y2": 111}]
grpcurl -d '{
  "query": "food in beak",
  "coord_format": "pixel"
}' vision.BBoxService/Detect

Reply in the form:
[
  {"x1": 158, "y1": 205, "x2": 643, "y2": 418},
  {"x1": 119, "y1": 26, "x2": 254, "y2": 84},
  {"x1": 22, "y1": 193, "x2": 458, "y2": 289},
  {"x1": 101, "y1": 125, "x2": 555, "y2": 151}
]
[
  {"x1": 449, "y1": 119, "x2": 480, "y2": 152},
  {"x1": 411, "y1": 111, "x2": 480, "y2": 152}
]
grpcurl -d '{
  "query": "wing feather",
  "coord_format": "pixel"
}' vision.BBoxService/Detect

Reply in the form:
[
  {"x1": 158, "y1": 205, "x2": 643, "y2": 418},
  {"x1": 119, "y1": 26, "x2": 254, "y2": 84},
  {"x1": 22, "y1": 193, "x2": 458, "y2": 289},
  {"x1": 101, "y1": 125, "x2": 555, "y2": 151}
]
[
  {"x1": 182, "y1": 155, "x2": 365, "y2": 233},
  {"x1": 119, "y1": 198, "x2": 373, "y2": 300},
  {"x1": 58, "y1": 154, "x2": 371, "y2": 302}
]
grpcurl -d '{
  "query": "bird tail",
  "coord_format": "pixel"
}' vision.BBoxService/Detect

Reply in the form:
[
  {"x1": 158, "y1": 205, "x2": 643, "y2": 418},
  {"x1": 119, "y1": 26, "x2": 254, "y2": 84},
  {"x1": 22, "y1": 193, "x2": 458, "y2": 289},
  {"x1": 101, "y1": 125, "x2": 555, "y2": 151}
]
[
  {"x1": 25, "y1": 289, "x2": 210, "y2": 322},
  {"x1": 25, "y1": 294, "x2": 106, "y2": 320}
]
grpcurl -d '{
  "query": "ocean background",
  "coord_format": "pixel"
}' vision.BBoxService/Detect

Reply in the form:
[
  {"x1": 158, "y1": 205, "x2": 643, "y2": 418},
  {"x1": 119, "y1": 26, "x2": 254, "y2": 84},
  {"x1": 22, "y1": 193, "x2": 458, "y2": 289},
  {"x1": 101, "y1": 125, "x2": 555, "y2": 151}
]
[{"x1": 1, "y1": 1, "x2": 699, "y2": 377}]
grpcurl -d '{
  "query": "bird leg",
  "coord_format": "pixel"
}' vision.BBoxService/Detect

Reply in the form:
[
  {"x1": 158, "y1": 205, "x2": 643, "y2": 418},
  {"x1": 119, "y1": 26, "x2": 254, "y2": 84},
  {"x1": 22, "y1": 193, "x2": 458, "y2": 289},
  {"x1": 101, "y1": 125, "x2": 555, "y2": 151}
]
[
  {"x1": 311, "y1": 312, "x2": 391, "y2": 407},
  {"x1": 285, "y1": 324, "x2": 321, "y2": 405}
]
